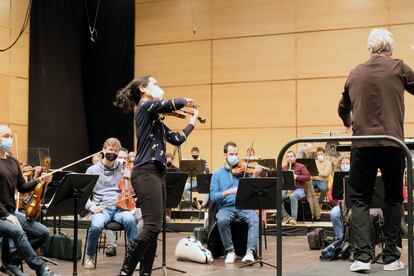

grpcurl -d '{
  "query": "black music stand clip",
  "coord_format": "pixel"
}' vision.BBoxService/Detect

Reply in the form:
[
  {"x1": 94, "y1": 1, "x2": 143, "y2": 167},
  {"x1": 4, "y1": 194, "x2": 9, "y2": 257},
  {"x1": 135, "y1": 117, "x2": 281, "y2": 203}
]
[
  {"x1": 235, "y1": 177, "x2": 277, "y2": 269},
  {"x1": 153, "y1": 172, "x2": 188, "y2": 275},
  {"x1": 45, "y1": 173, "x2": 98, "y2": 276}
]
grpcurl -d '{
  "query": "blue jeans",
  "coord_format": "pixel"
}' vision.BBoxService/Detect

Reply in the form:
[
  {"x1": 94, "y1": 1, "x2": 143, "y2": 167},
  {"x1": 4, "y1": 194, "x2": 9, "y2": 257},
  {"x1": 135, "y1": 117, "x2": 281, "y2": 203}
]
[
  {"x1": 86, "y1": 207, "x2": 138, "y2": 256},
  {"x1": 312, "y1": 179, "x2": 328, "y2": 203},
  {"x1": 216, "y1": 206, "x2": 259, "y2": 253},
  {"x1": 330, "y1": 205, "x2": 343, "y2": 239},
  {"x1": 0, "y1": 211, "x2": 48, "y2": 273},
  {"x1": 282, "y1": 189, "x2": 305, "y2": 220}
]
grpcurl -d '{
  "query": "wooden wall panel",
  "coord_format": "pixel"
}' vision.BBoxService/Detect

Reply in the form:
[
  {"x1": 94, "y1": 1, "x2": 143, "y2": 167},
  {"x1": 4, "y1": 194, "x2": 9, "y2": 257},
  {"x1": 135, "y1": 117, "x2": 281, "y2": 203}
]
[
  {"x1": 297, "y1": 78, "x2": 346, "y2": 126},
  {"x1": 296, "y1": 28, "x2": 370, "y2": 78},
  {"x1": 212, "y1": 35, "x2": 295, "y2": 83},
  {"x1": 0, "y1": 26, "x2": 10, "y2": 75},
  {"x1": 136, "y1": 0, "x2": 212, "y2": 45},
  {"x1": 211, "y1": 128, "x2": 296, "y2": 171},
  {"x1": 10, "y1": 31, "x2": 28, "y2": 78},
  {"x1": 404, "y1": 92, "x2": 414, "y2": 125},
  {"x1": 9, "y1": 124, "x2": 27, "y2": 163},
  {"x1": 161, "y1": 85, "x2": 211, "y2": 130},
  {"x1": 212, "y1": 81, "x2": 296, "y2": 128},
  {"x1": 389, "y1": 25, "x2": 414, "y2": 65},
  {"x1": 0, "y1": 0, "x2": 10, "y2": 29},
  {"x1": 10, "y1": 0, "x2": 29, "y2": 31},
  {"x1": 0, "y1": 1, "x2": 28, "y2": 163},
  {"x1": 135, "y1": 41, "x2": 211, "y2": 86},
  {"x1": 295, "y1": 0, "x2": 389, "y2": 32},
  {"x1": 212, "y1": 0, "x2": 294, "y2": 38},
  {"x1": 389, "y1": 0, "x2": 414, "y2": 25},
  {"x1": 0, "y1": 75, "x2": 9, "y2": 122},
  {"x1": 9, "y1": 77, "x2": 27, "y2": 124}
]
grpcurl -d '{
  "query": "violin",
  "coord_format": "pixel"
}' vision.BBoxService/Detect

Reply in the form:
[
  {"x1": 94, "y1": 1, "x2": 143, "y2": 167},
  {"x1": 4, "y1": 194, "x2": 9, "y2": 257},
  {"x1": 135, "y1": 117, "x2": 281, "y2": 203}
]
[
  {"x1": 25, "y1": 157, "x2": 51, "y2": 220},
  {"x1": 231, "y1": 161, "x2": 271, "y2": 176},
  {"x1": 165, "y1": 109, "x2": 207, "y2": 124},
  {"x1": 116, "y1": 165, "x2": 135, "y2": 211}
]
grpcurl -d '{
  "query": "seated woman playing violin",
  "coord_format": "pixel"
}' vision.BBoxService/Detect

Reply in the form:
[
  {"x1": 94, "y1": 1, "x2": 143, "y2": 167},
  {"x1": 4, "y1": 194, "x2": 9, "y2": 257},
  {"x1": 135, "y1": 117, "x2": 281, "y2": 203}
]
[
  {"x1": 83, "y1": 138, "x2": 138, "y2": 269},
  {"x1": 0, "y1": 125, "x2": 59, "y2": 276},
  {"x1": 210, "y1": 142, "x2": 261, "y2": 265}
]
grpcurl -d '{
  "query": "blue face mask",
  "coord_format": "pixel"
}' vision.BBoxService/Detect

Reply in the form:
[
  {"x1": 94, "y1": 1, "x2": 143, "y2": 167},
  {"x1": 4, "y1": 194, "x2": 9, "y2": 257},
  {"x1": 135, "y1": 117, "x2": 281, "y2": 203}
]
[
  {"x1": 0, "y1": 137, "x2": 13, "y2": 152},
  {"x1": 227, "y1": 155, "x2": 239, "y2": 167},
  {"x1": 341, "y1": 164, "x2": 350, "y2": 172}
]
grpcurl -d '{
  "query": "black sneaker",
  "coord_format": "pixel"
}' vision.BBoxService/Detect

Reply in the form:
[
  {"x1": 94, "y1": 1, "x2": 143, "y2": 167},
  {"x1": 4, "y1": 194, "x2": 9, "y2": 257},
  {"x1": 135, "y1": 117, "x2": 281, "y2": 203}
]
[
  {"x1": 1, "y1": 263, "x2": 28, "y2": 276},
  {"x1": 105, "y1": 246, "x2": 117, "y2": 257},
  {"x1": 37, "y1": 266, "x2": 60, "y2": 276}
]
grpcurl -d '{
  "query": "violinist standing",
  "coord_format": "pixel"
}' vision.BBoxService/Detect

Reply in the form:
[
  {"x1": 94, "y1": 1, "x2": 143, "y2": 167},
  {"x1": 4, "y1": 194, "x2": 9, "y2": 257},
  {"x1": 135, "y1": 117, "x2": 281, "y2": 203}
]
[
  {"x1": 0, "y1": 125, "x2": 59, "y2": 276},
  {"x1": 114, "y1": 75, "x2": 199, "y2": 276},
  {"x1": 83, "y1": 138, "x2": 138, "y2": 269},
  {"x1": 210, "y1": 142, "x2": 261, "y2": 264}
]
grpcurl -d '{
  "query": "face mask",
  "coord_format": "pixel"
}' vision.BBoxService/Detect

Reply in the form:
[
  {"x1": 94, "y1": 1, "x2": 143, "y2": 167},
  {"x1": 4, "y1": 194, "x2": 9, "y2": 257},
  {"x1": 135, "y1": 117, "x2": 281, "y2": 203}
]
[
  {"x1": 227, "y1": 155, "x2": 239, "y2": 167},
  {"x1": 192, "y1": 154, "x2": 199, "y2": 160},
  {"x1": 317, "y1": 155, "x2": 325, "y2": 162},
  {"x1": 0, "y1": 138, "x2": 13, "y2": 152},
  {"x1": 149, "y1": 85, "x2": 164, "y2": 100},
  {"x1": 341, "y1": 164, "x2": 350, "y2": 172},
  {"x1": 105, "y1": 152, "x2": 118, "y2": 162}
]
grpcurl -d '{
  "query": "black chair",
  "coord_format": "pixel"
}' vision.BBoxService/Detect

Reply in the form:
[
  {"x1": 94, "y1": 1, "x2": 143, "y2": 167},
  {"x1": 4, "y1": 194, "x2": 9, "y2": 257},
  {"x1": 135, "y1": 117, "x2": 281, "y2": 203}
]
[{"x1": 82, "y1": 221, "x2": 128, "y2": 269}]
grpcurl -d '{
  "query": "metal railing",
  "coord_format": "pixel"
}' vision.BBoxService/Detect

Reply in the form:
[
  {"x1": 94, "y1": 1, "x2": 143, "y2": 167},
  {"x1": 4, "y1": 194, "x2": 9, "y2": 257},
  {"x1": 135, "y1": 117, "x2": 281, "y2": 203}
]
[{"x1": 276, "y1": 135, "x2": 413, "y2": 275}]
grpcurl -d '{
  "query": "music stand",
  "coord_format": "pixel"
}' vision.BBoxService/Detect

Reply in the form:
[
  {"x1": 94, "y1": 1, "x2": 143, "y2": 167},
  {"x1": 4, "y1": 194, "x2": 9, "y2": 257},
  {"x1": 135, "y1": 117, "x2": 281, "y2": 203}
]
[
  {"x1": 332, "y1": 171, "x2": 349, "y2": 201},
  {"x1": 296, "y1": 158, "x2": 319, "y2": 176},
  {"x1": 267, "y1": 171, "x2": 296, "y2": 190},
  {"x1": 196, "y1": 174, "x2": 212, "y2": 194},
  {"x1": 180, "y1": 160, "x2": 203, "y2": 208},
  {"x1": 257, "y1": 159, "x2": 276, "y2": 177},
  {"x1": 45, "y1": 173, "x2": 98, "y2": 276},
  {"x1": 153, "y1": 172, "x2": 188, "y2": 275},
  {"x1": 235, "y1": 177, "x2": 277, "y2": 268}
]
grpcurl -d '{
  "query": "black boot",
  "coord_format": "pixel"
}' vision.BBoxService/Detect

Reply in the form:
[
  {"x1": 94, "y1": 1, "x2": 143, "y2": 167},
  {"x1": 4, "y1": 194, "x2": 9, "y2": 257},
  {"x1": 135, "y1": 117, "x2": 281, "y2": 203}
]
[
  {"x1": 118, "y1": 240, "x2": 151, "y2": 276},
  {"x1": 139, "y1": 242, "x2": 157, "y2": 276}
]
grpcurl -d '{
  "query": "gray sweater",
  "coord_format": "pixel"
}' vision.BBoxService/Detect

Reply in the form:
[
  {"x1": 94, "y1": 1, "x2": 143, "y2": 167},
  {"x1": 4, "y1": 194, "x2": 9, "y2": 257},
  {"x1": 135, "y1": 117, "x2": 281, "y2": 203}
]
[{"x1": 85, "y1": 160, "x2": 123, "y2": 210}]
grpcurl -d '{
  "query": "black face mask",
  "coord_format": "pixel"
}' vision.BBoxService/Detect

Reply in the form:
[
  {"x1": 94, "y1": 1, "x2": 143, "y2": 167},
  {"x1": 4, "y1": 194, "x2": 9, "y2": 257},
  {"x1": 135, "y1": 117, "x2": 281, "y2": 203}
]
[
  {"x1": 167, "y1": 161, "x2": 172, "y2": 167},
  {"x1": 192, "y1": 154, "x2": 199, "y2": 160},
  {"x1": 105, "y1": 152, "x2": 118, "y2": 162}
]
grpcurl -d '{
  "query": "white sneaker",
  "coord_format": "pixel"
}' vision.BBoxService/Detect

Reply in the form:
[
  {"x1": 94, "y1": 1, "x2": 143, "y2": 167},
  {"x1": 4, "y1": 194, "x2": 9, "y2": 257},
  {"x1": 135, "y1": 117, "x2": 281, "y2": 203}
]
[
  {"x1": 350, "y1": 260, "x2": 370, "y2": 272},
  {"x1": 241, "y1": 252, "x2": 255, "y2": 263},
  {"x1": 225, "y1": 252, "x2": 236, "y2": 264},
  {"x1": 84, "y1": 255, "x2": 95, "y2": 269},
  {"x1": 384, "y1": 260, "x2": 404, "y2": 271}
]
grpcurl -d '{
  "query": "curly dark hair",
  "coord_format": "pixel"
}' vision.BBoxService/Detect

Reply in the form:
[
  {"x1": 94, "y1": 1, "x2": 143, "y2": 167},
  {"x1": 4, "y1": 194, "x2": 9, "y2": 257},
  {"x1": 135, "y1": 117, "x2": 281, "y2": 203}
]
[{"x1": 113, "y1": 75, "x2": 152, "y2": 113}]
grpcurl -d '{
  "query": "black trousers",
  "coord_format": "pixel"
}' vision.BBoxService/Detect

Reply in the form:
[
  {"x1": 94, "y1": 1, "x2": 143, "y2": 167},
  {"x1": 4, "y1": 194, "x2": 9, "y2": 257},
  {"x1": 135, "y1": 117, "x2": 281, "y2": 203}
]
[
  {"x1": 349, "y1": 146, "x2": 404, "y2": 264},
  {"x1": 131, "y1": 162, "x2": 166, "y2": 247}
]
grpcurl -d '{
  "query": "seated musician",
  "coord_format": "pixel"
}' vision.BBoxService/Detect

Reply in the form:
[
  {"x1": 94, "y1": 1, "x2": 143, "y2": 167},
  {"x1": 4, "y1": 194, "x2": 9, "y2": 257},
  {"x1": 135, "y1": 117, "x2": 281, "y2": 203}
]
[
  {"x1": 281, "y1": 150, "x2": 311, "y2": 225},
  {"x1": 210, "y1": 142, "x2": 260, "y2": 264},
  {"x1": 191, "y1": 147, "x2": 209, "y2": 173},
  {"x1": 312, "y1": 147, "x2": 332, "y2": 204},
  {"x1": 83, "y1": 138, "x2": 138, "y2": 269},
  {"x1": 0, "y1": 125, "x2": 59, "y2": 276}
]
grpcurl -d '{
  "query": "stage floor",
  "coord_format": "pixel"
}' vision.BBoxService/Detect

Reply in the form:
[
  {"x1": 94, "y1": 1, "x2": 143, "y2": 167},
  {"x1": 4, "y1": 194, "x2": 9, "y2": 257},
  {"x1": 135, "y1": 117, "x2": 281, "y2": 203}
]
[{"x1": 20, "y1": 232, "x2": 408, "y2": 276}]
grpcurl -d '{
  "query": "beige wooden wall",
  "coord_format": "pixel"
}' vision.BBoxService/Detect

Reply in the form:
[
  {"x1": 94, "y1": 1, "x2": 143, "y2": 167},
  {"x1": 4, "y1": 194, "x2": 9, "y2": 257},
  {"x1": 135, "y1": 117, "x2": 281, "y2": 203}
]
[
  {"x1": 135, "y1": 0, "x2": 414, "y2": 171},
  {"x1": 0, "y1": 0, "x2": 29, "y2": 163}
]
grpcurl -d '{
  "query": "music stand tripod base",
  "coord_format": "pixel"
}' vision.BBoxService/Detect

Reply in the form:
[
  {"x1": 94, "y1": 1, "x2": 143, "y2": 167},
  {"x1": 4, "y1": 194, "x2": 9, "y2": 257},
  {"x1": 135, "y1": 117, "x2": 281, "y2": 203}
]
[
  {"x1": 235, "y1": 177, "x2": 278, "y2": 269},
  {"x1": 153, "y1": 172, "x2": 188, "y2": 275}
]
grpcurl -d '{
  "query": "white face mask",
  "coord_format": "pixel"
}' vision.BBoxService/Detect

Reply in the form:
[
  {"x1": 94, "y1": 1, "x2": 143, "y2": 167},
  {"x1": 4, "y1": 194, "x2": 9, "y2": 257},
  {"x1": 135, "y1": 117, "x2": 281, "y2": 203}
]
[
  {"x1": 317, "y1": 155, "x2": 325, "y2": 162},
  {"x1": 148, "y1": 84, "x2": 164, "y2": 100}
]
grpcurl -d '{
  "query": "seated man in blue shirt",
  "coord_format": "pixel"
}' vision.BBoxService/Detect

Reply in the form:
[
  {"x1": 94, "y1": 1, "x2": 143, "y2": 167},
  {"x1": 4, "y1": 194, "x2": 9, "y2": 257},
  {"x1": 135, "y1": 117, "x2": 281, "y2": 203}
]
[{"x1": 210, "y1": 142, "x2": 261, "y2": 264}]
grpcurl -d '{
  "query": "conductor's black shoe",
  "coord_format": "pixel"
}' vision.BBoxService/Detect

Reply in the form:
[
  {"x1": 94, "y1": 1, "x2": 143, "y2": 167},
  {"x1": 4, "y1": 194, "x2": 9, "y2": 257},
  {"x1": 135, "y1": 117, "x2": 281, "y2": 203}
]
[{"x1": 1, "y1": 263, "x2": 28, "y2": 276}]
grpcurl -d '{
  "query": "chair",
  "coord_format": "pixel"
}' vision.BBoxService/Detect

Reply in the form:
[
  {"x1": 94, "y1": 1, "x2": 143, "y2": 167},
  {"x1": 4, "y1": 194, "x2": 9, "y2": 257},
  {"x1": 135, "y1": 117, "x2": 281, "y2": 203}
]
[{"x1": 82, "y1": 221, "x2": 128, "y2": 269}]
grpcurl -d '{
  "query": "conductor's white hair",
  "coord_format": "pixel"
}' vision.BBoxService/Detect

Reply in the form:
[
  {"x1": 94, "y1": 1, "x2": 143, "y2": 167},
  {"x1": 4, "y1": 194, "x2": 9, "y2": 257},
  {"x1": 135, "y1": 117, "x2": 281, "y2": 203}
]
[
  {"x1": 0, "y1": 125, "x2": 10, "y2": 134},
  {"x1": 367, "y1": 28, "x2": 394, "y2": 54}
]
